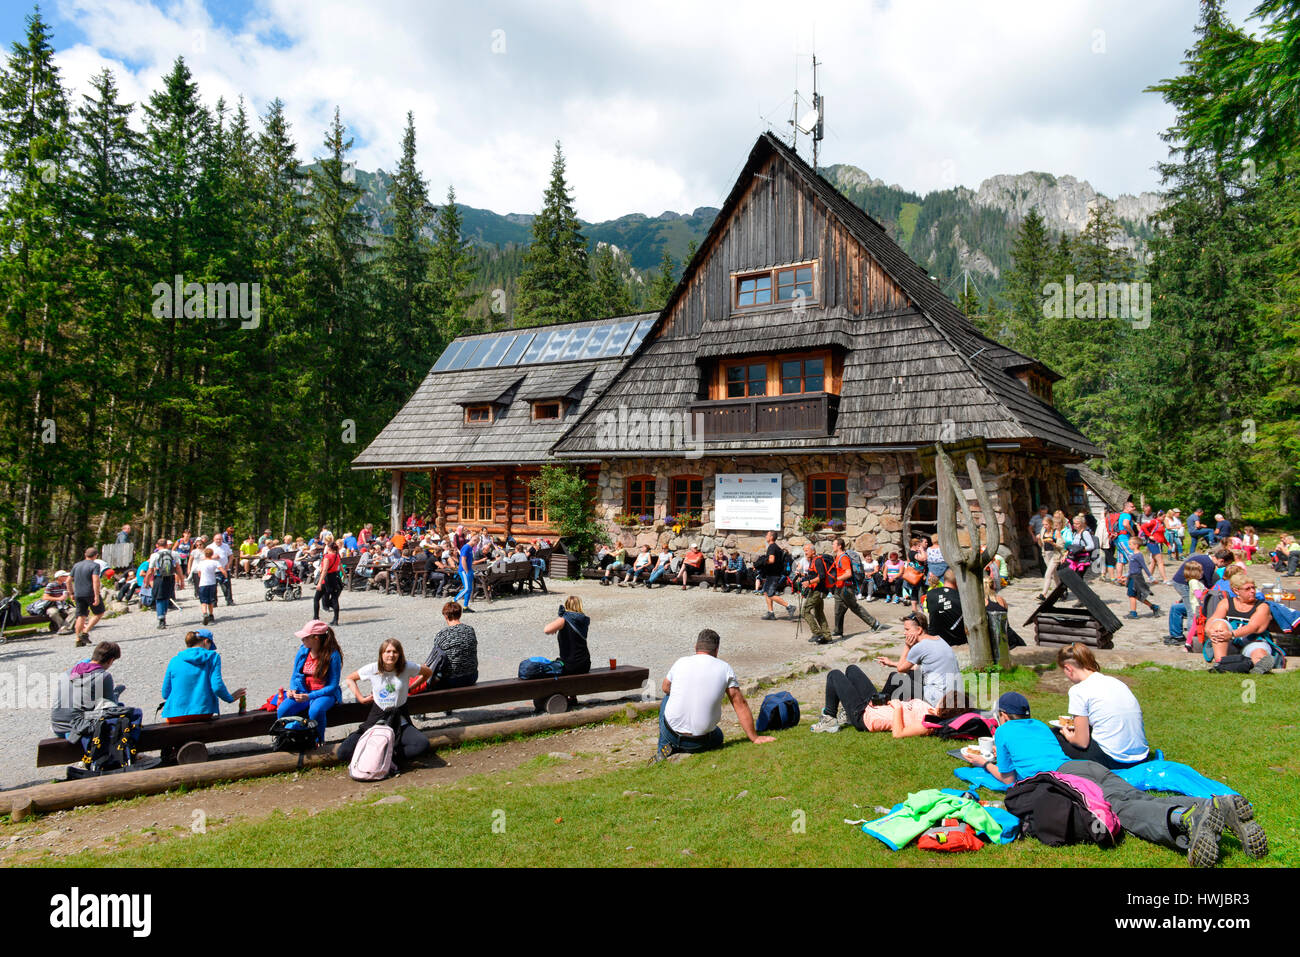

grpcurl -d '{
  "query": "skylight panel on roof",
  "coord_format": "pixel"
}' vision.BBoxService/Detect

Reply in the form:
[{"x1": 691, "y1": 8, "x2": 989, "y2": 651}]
[
  {"x1": 602, "y1": 321, "x2": 636, "y2": 356},
  {"x1": 522, "y1": 330, "x2": 552, "y2": 363},
  {"x1": 480, "y1": 334, "x2": 515, "y2": 367},
  {"x1": 624, "y1": 318, "x2": 654, "y2": 354},
  {"x1": 432, "y1": 340, "x2": 466, "y2": 373},
  {"x1": 502, "y1": 332, "x2": 533, "y2": 366},
  {"x1": 561, "y1": 328, "x2": 592, "y2": 360},
  {"x1": 539, "y1": 330, "x2": 571, "y2": 362},
  {"x1": 452, "y1": 338, "x2": 493, "y2": 370},
  {"x1": 582, "y1": 324, "x2": 612, "y2": 358}
]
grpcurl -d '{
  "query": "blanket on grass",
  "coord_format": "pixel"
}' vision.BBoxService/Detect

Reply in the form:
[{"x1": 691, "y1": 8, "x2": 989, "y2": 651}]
[{"x1": 953, "y1": 757, "x2": 1237, "y2": 799}]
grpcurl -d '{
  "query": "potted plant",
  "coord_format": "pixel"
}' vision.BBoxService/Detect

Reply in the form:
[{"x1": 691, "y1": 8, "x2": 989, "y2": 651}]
[
  {"x1": 614, "y1": 512, "x2": 638, "y2": 529},
  {"x1": 826, "y1": 518, "x2": 847, "y2": 533},
  {"x1": 797, "y1": 515, "x2": 823, "y2": 537}
]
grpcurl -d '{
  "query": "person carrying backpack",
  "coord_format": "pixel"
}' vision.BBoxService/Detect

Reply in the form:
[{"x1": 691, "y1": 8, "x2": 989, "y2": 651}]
[
  {"x1": 336, "y1": 638, "x2": 433, "y2": 765},
  {"x1": 831, "y1": 537, "x2": 883, "y2": 639},
  {"x1": 51, "y1": 641, "x2": 124, "y2": 741},
  {"x1": 144, "y1": 539, "x2": 185, "y2": 631},
  {"x1": 797, "y1": 543, "x2": 834, "y2": 644}
]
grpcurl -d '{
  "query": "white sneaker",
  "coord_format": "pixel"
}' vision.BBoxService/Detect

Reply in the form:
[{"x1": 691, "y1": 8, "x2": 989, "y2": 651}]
[{"x1": 810, "y1": 712, "x2": 841, "y2": 733}]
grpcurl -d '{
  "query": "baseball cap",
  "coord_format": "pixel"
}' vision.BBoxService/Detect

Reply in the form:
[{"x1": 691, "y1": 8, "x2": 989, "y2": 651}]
[
  {"x1": 294, "y1": 619, "x2": 331, "y2": 639},
  {"x1": 194, "y1": 627, "x2": 215, "y2": 648},
  {"x1": 996, "y1": 692, "x2": 1031, "y2": 717},
  {"x1": 689, "y1": 542, "x2": 699, "y2": 549},
  {"x1": 54, "y1": 569, "x2": 69, "y2": 578}
]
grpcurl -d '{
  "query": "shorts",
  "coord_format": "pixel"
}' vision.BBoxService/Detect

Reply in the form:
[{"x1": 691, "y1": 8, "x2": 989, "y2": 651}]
[
  {"x1": 198, "y1": 584, "x2": 217, "y2": 605},
  {"x1": 1240, "y1": 640, "x2": 1271, "y2": 659},
  {"x1": 1146, "y1": 542, "x2": 1161, "y2": 555},
  {"x1": 762, "y1": 574, "x2": 784, "y2": 597},
  {"x1": 74, "y1": 596, "x2": 105, "y2": 617}
]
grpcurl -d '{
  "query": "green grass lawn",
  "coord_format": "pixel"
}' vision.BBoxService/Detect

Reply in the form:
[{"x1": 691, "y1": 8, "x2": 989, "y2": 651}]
[{"x1": 40, "y1": 666, "x2": 1300, "y2": 867}]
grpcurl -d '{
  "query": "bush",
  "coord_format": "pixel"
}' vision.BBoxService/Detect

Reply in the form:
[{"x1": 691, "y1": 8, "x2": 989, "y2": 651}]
[{"x1": 530, "y1": 463, "x2": 608, "y2": 569}]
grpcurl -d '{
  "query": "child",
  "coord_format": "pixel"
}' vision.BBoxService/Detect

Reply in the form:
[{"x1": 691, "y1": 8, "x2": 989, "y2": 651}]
[
  {"x1": 883, "y1": 551, "x2": 905, "y2": 604},
  {"x1": 337, "y1": 638, "x2": 433, "y2": 765},
  {"x1": 1167, "y1": 561, "x2": 1208, "y2": 652},
  {"x1": 1125, "y1": 548, "x2": 1161, "y2": 619}
]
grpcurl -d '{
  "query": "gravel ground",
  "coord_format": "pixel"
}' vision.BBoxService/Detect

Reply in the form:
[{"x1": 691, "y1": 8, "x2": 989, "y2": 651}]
[{"x1": 3, "y1": 568, "x2": 1293, "y2": 790}]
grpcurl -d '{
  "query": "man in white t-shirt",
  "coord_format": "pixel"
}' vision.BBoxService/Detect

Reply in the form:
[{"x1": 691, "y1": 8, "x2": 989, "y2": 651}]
[
  {"x1": 654, "y1": 629, "x2": 775, "y2": 760},
  {"x1": 210, "y1": 537, "x2": 235, "y2": 606},
  {"x1": 194, "y1": 548, "x2": 225, "y2": 626},
  {"x1": 1055, "y1": 643, "x2": 1150, "y2": 768}
]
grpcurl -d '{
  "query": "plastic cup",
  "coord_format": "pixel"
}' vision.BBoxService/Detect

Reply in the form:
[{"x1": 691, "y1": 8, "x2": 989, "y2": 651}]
[{"x1": 609, "y1": 658, "x2": 617, "y2": 670}]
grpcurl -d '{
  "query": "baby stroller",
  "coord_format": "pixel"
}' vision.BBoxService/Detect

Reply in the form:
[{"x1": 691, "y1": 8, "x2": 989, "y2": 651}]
[{"x1": 263, "y1": 559, "x2": 304, "y2": 601}]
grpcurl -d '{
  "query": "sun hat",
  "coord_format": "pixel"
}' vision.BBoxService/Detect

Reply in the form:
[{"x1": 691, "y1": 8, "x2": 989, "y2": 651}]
[{"x1": 295, "y1": 619, "x2": 331, "y2": 639}]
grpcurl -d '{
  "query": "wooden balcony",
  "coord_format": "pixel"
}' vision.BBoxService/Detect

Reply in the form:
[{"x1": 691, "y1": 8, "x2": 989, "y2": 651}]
[{"x1": 689, "y1": 392, "x2": 839, "y2": 441}]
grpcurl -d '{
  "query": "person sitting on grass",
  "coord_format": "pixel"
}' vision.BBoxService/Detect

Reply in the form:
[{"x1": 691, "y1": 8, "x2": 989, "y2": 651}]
[
  {"x1": 654, "y1": 628, "x2": 774, "y2": 760},
  {"x1": 872, "y1": 611, "x2": 960, "y2": 705},
  {"x1": 160, "y1": 629, "x2": 245, "y2": 724},
  {"x1": 336, "y1": 638, "x2": 433, "y2": 765},
  {"x1": 960, "y1": 692, "x2": 1066, "y2": 786},
  {"x1": 277, "y1": 620, "x2": 343, "y2": 747},
  {"x1": 810, "y1": 664, "x2": 970, "y2": 734},
  {"x1": 676, "y1": 543, "x2": 706, "y2": 589},
  {"x1": 1124, "y1": 546, "x2": 1161, "y2": 619},
  {"x1": 1052, "y1": 643, "x2": 1151, "y2": 769}
]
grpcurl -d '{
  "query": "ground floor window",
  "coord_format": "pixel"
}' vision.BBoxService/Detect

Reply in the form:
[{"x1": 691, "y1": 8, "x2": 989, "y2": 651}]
[
  {"x1": 670, "y1": 475, "x2": 703, "y2": 514},
  {"x1": 807, "y1": 473, "x2": 847, "y2": 523},
  {"x1": 461, "y1": 480, "x2": 493, "y2": 522},
  {"x1": 527, "y1": 483, "x2": 548, "y2": 525},
  {"x1": 626, "y1": 475, "x2": 655, "y2": 516}
]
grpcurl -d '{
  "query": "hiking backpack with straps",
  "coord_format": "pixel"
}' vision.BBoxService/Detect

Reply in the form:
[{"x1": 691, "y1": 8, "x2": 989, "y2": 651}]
[
  {"x1": 71, "y1": 705, "x2": 144, "y2": 777},
  {"x1": 154, "y1": 550, "x2": 175, "y2": 577},
  {"x1": 755, "y1": 691, "x2": 801, "y2": 732}
]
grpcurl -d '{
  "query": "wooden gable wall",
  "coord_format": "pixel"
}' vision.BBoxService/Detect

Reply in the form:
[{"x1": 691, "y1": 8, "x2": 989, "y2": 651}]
[{"x1": 657, "y1": 152, "x2": 912, "y2": 340}]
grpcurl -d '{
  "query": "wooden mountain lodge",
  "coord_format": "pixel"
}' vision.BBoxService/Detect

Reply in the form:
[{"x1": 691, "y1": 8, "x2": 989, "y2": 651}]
[{"x1": 353, "y1": 133, "x2": 1101, "y2": 571}]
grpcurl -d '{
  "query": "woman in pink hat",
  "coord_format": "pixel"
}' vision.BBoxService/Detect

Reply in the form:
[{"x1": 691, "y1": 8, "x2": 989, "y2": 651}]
[{"x1": 276, "y1": 620, "x2": 343, "y2": 745}]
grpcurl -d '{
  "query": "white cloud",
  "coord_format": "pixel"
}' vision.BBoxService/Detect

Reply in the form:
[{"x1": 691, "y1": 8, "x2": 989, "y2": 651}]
[{"x1": 20, "y1": 0, "x2": 1262, "y2": 220}]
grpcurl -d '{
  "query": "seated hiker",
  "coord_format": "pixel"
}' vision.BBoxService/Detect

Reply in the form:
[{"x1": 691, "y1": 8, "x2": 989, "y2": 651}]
[
  {"x1": 621, "y1": 544, "x2": 654, "y2": 586},
  {"x1": 417, "y1": 601, "x2": 479, "y2": 691},
  {"x1": 655, "y1": 628, "x2": 775, "y2": 760},
  {"x1": 51, "y1": 641, "x2": 125, "y2": 742},
  {"x1": 713, "y1": 548, "x2": 743, "y2": 592},
  {"x1": 40, "y1": 569, "x2": 75, "y2": 635},
  {"x1": 925, "y1": 568, "x2": 966, "y2": 646},
  {"x1": 160, "y1": 629, "x2": 246, "y2": 724},
  {"x1": 542, "y1": 596, "x2": 591, "y2": 676},
  {"x1": 276, "y1": 619, "x2": 343, "y2": 746},
  {"x1": 872, "y1": 611, "x2": 961, "y2": 705},
  {"x1": 646, "y1": 544, "x2": 674, "y2": 588},
  {"x1": 676, "y1": 543, "x2": 706, "y2": 589},
  {"x1": 1206, "y1": 577, "x2": 1280, "y2": 667},
  {"x1": 811, "y1": 664, "x2": 971, "y2": 735},
  {"x1": 1053, "y1": 643, "x2": 1151, "y2": 769},
  {"x1": 961, "y1": 692, "x2": 1067, "y2": 786},
  {"x1": 1055, "y1": 760, "x2": 1268, "y2": 867},
  {"x1": 601, "y1": 545, "x2": 629, "y2": 585},
  {"x1": 337, "y1": 639, "x2": 433, "y2": 764}
]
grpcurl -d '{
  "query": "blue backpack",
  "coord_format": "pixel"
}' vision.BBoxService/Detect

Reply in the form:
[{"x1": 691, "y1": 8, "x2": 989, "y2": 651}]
[
  {"x1": 518, "y1": 656, "x2": 564, "y2": 680},
  {"x1": 755, "y1": 691, "x2": 800, "y2": 732}
]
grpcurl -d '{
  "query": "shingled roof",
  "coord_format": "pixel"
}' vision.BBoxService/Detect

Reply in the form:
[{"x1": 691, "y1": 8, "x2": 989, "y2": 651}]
[
  {"x1": 553, "y1": 133, "x2": 1101, "y2": 460},
  {"x1": 352, "y1": 314, "x2": 654, "y2": 469}
]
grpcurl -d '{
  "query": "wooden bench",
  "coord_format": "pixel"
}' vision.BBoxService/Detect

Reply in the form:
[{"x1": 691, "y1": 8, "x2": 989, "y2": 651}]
[
  {"x1": 35, "y1": 665, "x2": 650, "y2": 766},
  {"x1": 0, "y1": 611, "x2": 59, "y2": 642},
  {"x1": 473, "y1": 563, "x2": 543, "y2": 602}
]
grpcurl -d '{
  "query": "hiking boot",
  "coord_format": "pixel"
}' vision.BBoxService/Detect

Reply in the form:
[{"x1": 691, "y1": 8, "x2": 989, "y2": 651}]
[
  {"x1": 786, "y1": 605, "x2": 798, "y2": 620},
  {"x1": 1219, "y1": 794, "x2": 1268, "y2": 859},
  {"x1": 1162, "y1": 635, "x2": 1185, "y2": 645},
  {"x1": 814, "y1": 635, "x2": 831, "y2": 644},
  {"x1": 830, "y1": 633, "x2": 843, "y2": 641},
  {"x1": 74, "y1": 636, "x2": 91, "y2": 647},
  {"x1": 1150, "y1": 604, "x2": 1161, "y2": 617},
  {"x1": 1249, "y1": 655, "x2": 1277, "y2": 675},
  {"x1": 1179, "y1": 799, "x2": 1225, "y2": 868},
  {"x1": 760, "y1": 612, "x2": 776, "y2": 621},
  {"x1": 650, "y1": 742, "x2": 674, "y2": 764},
  {"x1": 1126, "y1": 611, "x2": 1139, "y2": 619},
  {"x1": 810, "y1": 712, "x2": 841, "y2": 733},
  {"x1": 869, "y1": 620, "x2": 884, "y2": 632}
]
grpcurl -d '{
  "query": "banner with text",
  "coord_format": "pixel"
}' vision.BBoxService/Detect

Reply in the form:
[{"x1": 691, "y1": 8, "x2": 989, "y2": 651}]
[{"x1": 714, "y1": 474, "x2": 782, "y2": 531}]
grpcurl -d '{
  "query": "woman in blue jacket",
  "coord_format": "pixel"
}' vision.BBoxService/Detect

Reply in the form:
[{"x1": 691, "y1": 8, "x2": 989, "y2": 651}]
[
  {"x1": 160, "y1": 628, "x2": 245, "y2": 723},
  {"x1": 277, "y1": 619, "x2": 343, "y2": 744}
]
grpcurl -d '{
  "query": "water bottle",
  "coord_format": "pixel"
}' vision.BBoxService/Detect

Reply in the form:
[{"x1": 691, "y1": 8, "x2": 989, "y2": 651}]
[
  {"x1": 238, "y1": 693, "x2": 246, "y2": 714},
  {"x1": 1272, "y1": 580, "x2": 1283, "y2": 602}
]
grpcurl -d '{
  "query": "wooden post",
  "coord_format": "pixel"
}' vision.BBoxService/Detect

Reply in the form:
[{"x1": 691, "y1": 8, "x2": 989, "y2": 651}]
[
  {"x1": 934, "y1": 443, "x2": 1000, "y2": 670},
  {"x1": 504, "y1": 468, "x2": 514, "y2": 540},
  {"x1": 390, "y1": 471, "x2": 404, "y2": 535},
  {"x1": 434, "y1": 468, "x2": 446, "y2": 537}
]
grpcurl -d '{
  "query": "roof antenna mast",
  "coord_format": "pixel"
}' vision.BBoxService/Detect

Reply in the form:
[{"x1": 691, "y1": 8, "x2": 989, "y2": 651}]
[{"x1": 789, "y1": 46, "x2": 825, "y2": 173}]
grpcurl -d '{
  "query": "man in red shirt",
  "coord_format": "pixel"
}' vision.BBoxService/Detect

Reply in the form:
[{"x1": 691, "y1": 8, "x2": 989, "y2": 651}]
[
  {"x1": 798, "y1": 543, "x2": 835, "y2": 644},
  {"x1": 831, "y1": 537, "x2": 883, "y2": 639}
]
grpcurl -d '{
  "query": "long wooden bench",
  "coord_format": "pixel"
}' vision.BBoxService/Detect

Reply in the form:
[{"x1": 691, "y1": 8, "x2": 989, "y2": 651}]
[
  {"x1": 35, "y1": 665, "x2": 649, "y2": 766},
  {"x1": 0, "y1": 611, "x2": 59, "y2": 641},
  {"x1": 473, "y1": 562, "x2": 545, "y2": 602}
]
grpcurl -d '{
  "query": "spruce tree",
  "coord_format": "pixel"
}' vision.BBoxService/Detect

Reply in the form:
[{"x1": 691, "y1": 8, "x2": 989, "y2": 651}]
[
  {"x1": 429, "y1": 184, "x2": 475, "y2": 338},
  {"x1": 647, "y1": 246, "x2": 676, "y2": 309},
  {"x1": 515, "y1": 141, "x2": 592, "y2": 326},
  {"x1": 591, "y1": 243, "x2": 631, "y2": 318},
  {"x1": 1004, "y1": 208, "x2": 1051, "y2": 339}
]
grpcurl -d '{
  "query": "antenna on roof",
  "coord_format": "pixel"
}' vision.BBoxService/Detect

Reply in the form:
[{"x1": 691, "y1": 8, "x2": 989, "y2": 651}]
[{"x1": 789, "y1": 50, "x2": 825, "y2": 173}]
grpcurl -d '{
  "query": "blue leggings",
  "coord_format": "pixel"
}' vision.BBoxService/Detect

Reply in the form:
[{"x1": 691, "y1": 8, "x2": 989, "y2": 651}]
[
  {"x1": 276, "y1": 695, "x2": 334, "y2": 743},
  {"x1": 457, "y1": 567, "x2": 473, "y2": 606}
]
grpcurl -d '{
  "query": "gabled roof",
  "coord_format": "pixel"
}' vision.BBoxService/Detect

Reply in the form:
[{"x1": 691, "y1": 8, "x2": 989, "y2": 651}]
[
  {"x1": 554, "y1": 133, "x2": 1101, "y2": 459},
  {"x1": 1069, "y1": 465, "x2": 1131, "y2": 512},
  {"x1": 352, "y1": 314, "x2": 654, "y2": 469}
]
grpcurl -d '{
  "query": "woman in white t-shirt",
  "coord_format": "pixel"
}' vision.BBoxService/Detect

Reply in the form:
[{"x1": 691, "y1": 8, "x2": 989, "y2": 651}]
[
  {"x1": 1054, "y1": 642, "x2": 1150, "y2": 769},
  {"x1": 336, "y1": 639, "x2": 434, "y2": 764}
]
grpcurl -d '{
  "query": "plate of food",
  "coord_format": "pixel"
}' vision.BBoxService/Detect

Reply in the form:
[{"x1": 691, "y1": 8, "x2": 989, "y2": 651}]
[{"x1": 961, "y1": 744, "x2": 983, "y2": 759}]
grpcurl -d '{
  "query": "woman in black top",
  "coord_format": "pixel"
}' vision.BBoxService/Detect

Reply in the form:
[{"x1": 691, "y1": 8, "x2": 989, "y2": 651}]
[
  {"x1": 421, "y1": 601, "x2": 479, "y2": 689},
  {"x1": 543, "y1": 595, "x2": 591, "y2": 675}
]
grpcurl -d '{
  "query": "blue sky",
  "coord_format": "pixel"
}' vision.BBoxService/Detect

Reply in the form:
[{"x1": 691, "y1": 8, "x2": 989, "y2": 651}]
[{"x1": 0, "y1": 0, "x2": 1265, "y2": 221}]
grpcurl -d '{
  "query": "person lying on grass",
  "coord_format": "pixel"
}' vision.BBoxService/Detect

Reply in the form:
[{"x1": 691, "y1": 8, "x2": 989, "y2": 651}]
[
  {"x1": 960, "y1": 692, "x2": 1066, "y2": 786},
  {"x1": 810, "y1": 665, "x2": 971, "y2": 735}
]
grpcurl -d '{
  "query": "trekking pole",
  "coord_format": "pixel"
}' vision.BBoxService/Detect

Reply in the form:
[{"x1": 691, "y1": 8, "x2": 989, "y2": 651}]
[{"x1": 793, "y1": 587, "x2": 804, "y2": 641}]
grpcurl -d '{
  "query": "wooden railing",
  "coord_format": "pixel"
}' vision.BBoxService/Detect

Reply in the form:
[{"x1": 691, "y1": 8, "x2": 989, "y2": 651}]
[{"x1": 688, "y1": 392, "x2": 838, "y2": 440}]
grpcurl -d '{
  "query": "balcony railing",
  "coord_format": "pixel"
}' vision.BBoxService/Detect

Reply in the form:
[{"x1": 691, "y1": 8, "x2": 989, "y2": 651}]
[{"x1": 688, "y1": 392, "x2": 839, "y2": 441}]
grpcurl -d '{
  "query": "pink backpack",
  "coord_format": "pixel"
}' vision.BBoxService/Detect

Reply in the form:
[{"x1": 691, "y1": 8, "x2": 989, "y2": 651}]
[
  {"x1": 349, "y1": 723, "x2": 396, "y2": 781},
  {"x1": 1051, "y1": 772, "x2": 1121, "y2": 845}
]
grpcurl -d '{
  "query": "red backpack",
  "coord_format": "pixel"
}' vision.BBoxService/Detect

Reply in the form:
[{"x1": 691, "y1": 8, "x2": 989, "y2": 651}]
[{"x1": 918, "y1": 819, "x2": 985, "y2": 852}]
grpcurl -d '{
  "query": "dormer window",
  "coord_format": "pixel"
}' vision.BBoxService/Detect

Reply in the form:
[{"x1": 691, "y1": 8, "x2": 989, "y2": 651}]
[
  {"x1": 532, "y1": 401, "x2": 563, "y2": 421},
  {"x1": 733, "y1": 261, "x2": 818, "y2": 311},
  {"x1": 465, "y1": 405, "x2": 494, "y2": 424}
]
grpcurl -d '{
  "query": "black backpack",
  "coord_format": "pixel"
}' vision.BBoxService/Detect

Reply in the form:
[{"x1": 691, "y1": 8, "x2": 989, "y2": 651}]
[
  {"x1": 270, "y1": 716, "x2": 319, "y2": 753},
  {"x1": 1211, "y1": 654, "x2": 1254, "y2": 673},
  {"x1": 1, "y1": 594, "x2": 22, "y2": 627},
  {"x1": 70, "y1": 706, "x2": 145, "y2": 778}
]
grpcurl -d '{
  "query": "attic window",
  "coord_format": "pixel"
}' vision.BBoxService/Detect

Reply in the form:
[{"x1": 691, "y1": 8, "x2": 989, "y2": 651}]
[
  {"x1": 733, "y1": 261, "x2": 818, "y2": 311},
  {"x1": 532, "y1": 401, "x2": 563, "y2": 421},
  {"x1": 465, "y1": 405, "x2": 494, "y2": 424}
]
